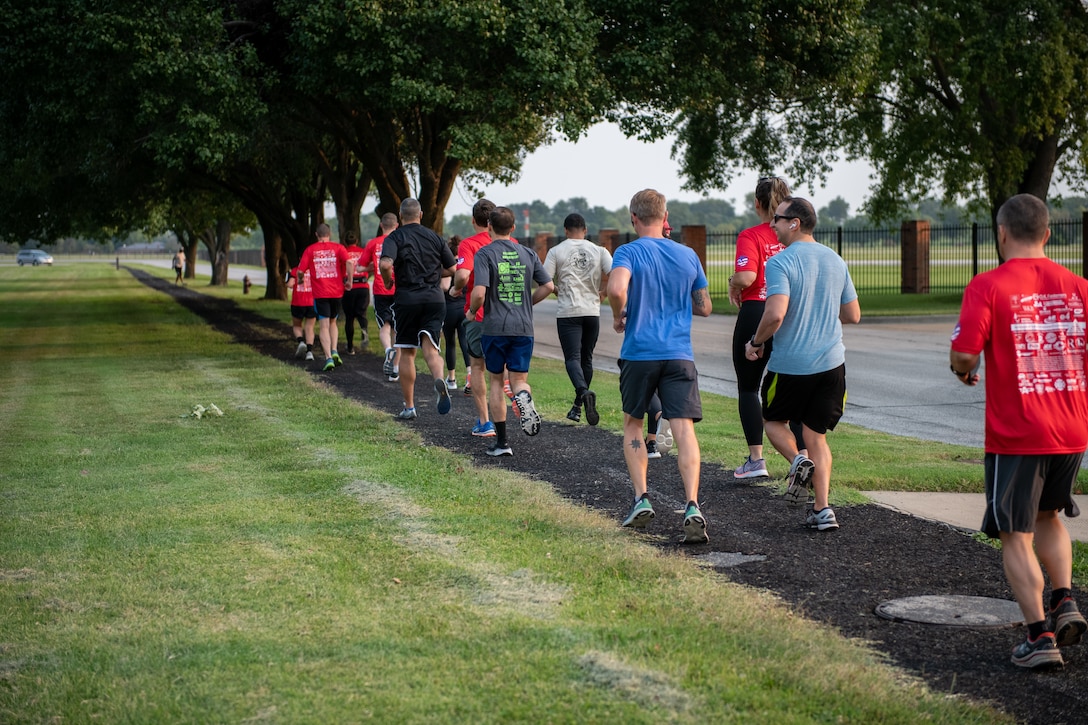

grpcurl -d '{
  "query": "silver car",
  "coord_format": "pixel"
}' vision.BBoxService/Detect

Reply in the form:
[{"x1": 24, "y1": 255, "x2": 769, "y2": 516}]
[{"x1": 16, "y1": 249, "x2": 54, "y2": 266}]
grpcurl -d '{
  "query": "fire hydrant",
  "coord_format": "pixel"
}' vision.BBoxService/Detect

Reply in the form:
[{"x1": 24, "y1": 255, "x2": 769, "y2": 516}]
[{"x1": 243, "y1": 275, "x2": 252, "y2": 294}]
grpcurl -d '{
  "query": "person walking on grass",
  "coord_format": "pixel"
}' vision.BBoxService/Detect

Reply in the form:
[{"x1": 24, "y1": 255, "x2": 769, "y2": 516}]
[
  {"x1": 173, "y1": 248, "x2": 185, "y2": 285},
  {"x1": 298, "y1": 223, "x2": 353, "y2": 372},
  {"x1": 950, "y1": 193, "x2": 1088, "y2": 670},
  {"x1": 745, "y1": 197, "x2": 860, "y2": 532},
  {"x1": 543, "y1": 212, "x2": 612, "y2": 426},
  {"x1": 452, "y1": 199, "x2": 499, "y2": 438},
  {"x1": 380, "y1": 198, "x2": 456, "y2": 420},
  {"x1": 607, "y1": 189, "x2": 712, "y2": 544},
  {"x1": 363, "y1": 213, "x2": 401, "y2": 381},
  {"x1": 468, "y1": 206, "x2": 553, "y2": 457},
  {"x1": 728, "y1": 176, "x2": 807, "y2": 480}
]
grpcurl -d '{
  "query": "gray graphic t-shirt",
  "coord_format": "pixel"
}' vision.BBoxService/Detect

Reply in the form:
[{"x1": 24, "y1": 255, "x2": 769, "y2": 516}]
[{"x1": 475, "y1": 238, "x2": 551, "y2": 336}]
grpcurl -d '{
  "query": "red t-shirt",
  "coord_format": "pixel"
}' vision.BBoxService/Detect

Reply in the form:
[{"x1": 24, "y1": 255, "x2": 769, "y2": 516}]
[
  {"x1": 951, "y1": 257, "x2": 1088, "y2": 454},
  {"x1": 362, "y1": 234, "x2": 393, "y2": 295},
  {"x1": 344, "y1": 244, "x2": 369, "y2": 288},
  {"x1": 734, "y1": 223, "x2": 784, "y2": 302},
  {"x1": 288, "y1": 264, "x2": 313, "y2": 307},
  {"x1": 298, "y1": 240, "x2": 350, "y2": 300},
  {"x1": 456, "y1": 231, "x2": 493, "y2": 322}
]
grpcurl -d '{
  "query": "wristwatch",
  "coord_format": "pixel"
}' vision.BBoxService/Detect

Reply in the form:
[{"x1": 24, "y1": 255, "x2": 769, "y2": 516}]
[
  {"x1": 950, "y1": 364, "x2": 970, "y2": 380},
  {"x1": 749, "y1": 335, "x2": 763, "y2": 348}
]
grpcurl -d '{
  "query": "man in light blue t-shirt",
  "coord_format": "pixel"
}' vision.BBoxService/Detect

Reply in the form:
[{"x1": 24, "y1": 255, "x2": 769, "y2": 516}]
[
  {"x1": 607, "y1": 189, "x2": 713, "y2": 544},
  {"x1": 744, "y1": 197, "x2": 861, "y2": 532}
]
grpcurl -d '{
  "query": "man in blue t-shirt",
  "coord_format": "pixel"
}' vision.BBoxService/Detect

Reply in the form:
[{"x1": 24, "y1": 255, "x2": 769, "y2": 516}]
[
  {"x1": 744, "y1": 197, "x2": 861, "y2": 532},
  {"x1": 607, "y1": 189, "x2": 712, "y2": 544}
]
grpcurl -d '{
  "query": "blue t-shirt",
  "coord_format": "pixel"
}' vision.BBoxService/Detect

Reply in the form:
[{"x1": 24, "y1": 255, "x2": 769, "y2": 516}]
[
  {"x1": 764, "y1": 241, "x2": 858, "y2": 375},
  {"x1": 612, "y1": 237, "x2": 708, "y2": 361}
]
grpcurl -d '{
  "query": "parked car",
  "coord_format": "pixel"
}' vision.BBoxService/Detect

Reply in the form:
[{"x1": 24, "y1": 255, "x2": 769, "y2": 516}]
[{"x1": 16, "y1": 249, "x2": 53, "y2": 266}]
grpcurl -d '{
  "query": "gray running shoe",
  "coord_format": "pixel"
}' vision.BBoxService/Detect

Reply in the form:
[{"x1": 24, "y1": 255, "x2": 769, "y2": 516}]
[
  {"x1": 1011, "y1": 633, "x2": 1064, "y2": 669},
  {"x1": 784, "y1": 454, "x2": 815, "y2": 504},
  {"x1": 382, "y1": 348, "x2": 396, "y2": 377},
  {"x1": 295, "y1": 341, "x2": 307, "y2": 359},
  {"x1": 305, "y1": 351, "x2": 314, "y2": 361},
  {"x1": 621, "y1": 495, "x2": 655, "y2": 529},
  {"x1": 734, "y1": 456, "x2": 769, "y2": 479},
  {"x1": 804, "y1": 506, "x2": 839, "y2": 531},
  {"x1": 395, "y1": 407, "x2": 417, "y2": 420},
  {"x1": 656, "y1": 418, "x2": 673, "y2": 454},
  {"x1": 1050, "y1": 597, "x2": 1088, "y2": 647},
  {"x1": 513, "y1": 390, "x2": 541, "y2": 436},
  {"x1": 682, "y1": 501, "x2": 709, "y2": 544},
  {"x1": 434, "y1": 378, "x2": 451, "y2": 415},
  {"x1": 486, "y1": 442, "x2": 513, "y2": 457}
]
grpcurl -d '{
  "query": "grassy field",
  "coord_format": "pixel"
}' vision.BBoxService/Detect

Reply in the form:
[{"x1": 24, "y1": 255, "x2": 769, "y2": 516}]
[{"x1": 0, "y1": 262, "x2": 1027, "y2": 722}]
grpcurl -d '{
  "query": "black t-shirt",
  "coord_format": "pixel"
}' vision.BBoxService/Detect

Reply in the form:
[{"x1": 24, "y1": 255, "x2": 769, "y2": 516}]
[{"x1": 381, "y1": 224, "x2": 456, "y2": 305}]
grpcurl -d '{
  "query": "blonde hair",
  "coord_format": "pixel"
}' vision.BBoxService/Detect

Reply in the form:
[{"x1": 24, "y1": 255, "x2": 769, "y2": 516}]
[
  {"x1": 629, "y1": 189, "x2": 666, "y2": 223},
  {"x1": 755, "y1": 176, "x2": 791, "y2": 214}
]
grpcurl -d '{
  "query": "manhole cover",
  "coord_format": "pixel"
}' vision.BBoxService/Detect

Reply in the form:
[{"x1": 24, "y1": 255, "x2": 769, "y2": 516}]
[{"x1": 875, "y1": 595, "x2": 1023, "y2": 629}]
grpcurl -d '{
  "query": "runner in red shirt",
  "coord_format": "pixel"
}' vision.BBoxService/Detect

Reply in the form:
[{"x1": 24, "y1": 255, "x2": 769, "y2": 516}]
[
  {"x1": 298, "y1": 223, "x2": 353, "y2": 371},
  {"x1": 362, "y1": 213, "x2": 400, "y2": 380},
  {"x1": 951, "y1": 193, "x2": 1088, "y2": 669},
  {"x1": 288, "y1": 262, "x2": 316, "y2": 361},
  {"x1": 341, "y1": 230, "x2": 370, "y2": 355},
  {"x1": 452, "y1": 199, "x2": 497, "y2": 436}
]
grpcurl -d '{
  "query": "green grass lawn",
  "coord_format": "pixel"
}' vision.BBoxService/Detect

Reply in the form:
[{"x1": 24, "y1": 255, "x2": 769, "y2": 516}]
[{"x1": 0, "y1": 263, "x2": 1018, "y2": 723}]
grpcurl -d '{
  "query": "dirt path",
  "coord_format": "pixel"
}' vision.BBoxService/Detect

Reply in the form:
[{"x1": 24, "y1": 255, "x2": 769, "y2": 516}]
[{"x1": 135, "y1": 268, "x2": 1086, "y2": 724}]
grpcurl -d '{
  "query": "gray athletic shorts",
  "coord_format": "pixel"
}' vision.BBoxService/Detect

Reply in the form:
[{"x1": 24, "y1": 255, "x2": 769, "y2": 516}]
[
  {"x1": 618, "y1": 359, "x2": 702, "y2": 422},
  {"x1": 463, "y1": 319, "x2": 484, "y2": 359},
  {"x1": 981, "y1": 452, "x2": 1082, "y2": 538}
]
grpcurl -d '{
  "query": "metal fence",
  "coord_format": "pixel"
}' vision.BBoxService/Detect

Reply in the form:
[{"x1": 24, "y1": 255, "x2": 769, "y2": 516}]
[{"x1": 704, "y1": 217, "x2": 1085, "y2": 299}]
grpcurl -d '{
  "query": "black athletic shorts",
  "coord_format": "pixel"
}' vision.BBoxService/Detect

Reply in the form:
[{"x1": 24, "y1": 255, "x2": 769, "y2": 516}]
[
  {"x1": 463, "y1": 319, "x2": 484, "y2": 359},
  {"x1": 618, "y1": 359, "x2": 702, "y2": 422},
  {"x1": 761, "y1": 364, "x2": 846, "y2": 435},
  {"x1": 373, "y1": 294, "x2": 395, "y2": 328},
  {"x1": 393, "y1": 301, "x2": 444, "y2": 349},
  {"x1": 981, "y1": 452, "x2": 1082, "y2": 538},
  {"x1": 291, "y1": 304, "x2": 316, "y2": 320},
  {"x1": 314, "y1": 297, "x2": 342, "y2": 320}
]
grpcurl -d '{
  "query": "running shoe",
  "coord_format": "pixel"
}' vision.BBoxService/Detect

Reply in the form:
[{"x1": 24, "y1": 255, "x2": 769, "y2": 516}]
[
  {"x1": 1050, "y1": 597, "x2": 1088, "y2": 647},
  {"x1": 332, "y1": 351, "x2": 343, "y2": 367},
  {"x1": 804, "y1": 506, "x2": 839, "y2": 531},
  {"x1": 582, "y1": 389, "x2": 599, "y2": 426},
  {"x1": 682, "y1": 501, "x2": 709, "y2": 544},
  {"x1": 734, "y1": 456, "x2": 769, "y2": 479},
  {"x1": 503, "y1": 380, "x2": 514, "y2": 400},
  {"x1": 784, "y1": 454, "x2": 815, "y2": 504},
  {"x1": 322, "y1": 358, "x2": 336, "y2": 372},
  {"x1": 395, "y1": 407, "x2": 417, "y2": 420},
  {"x1": 486, "y1": 442, "x2": 513, "y2": 457},
  {"x1": 513, "y1": 390, "x2": 541, "y2": 436},
  {"x1": 434, "y1": 378, "x2": 451, "y2": 415},
  {"x1": 445, "y1": 378, "x2": 458, "y2": 391},
  {"x1": 566, "y1": 404, "x2": 581, "y2": 422},
  {"x1": 295, "y1": 341, "x2": 307, "y2": 359},
  {"x1": 305, "y1": 351, "x2": 314, "y2": 362},
  {"x1": 382, "y1": 348, "x2": 396, "y2": 377},
  {"x1": 646, "y1": 440, "x2": 661, "y2": 459},
  {"x1": 656, "y1": 418, "x2": 673, "y2": 454},
  {"x1": 471, "y1": 420, "x2": 496, "y2": 437},
  {"x1": 1011, "y1": 633, "x2": 1064, "y2": 669},
  {"x1": 463, "y1": 383, "x2": 472, "y2": 396},
  {"x1": 387, "y1": 374, "x2": 399, "y2": 382},
  {"x1": 346, "y1": 346, "x2": 355, "y2": 355},
  {"x1": 621, "y1": 495, "x2": 655, "y2": 529}
]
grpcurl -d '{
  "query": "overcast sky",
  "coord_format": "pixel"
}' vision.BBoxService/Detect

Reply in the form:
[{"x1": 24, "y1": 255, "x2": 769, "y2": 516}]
[{"x1": 441, "y1": 122, "x2": 878, "y2": 222}]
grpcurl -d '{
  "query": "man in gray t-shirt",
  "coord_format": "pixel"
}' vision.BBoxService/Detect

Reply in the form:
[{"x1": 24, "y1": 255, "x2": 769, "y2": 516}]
[{"x1": 468, "y1": 207, "x2": 553, "y2": 457}]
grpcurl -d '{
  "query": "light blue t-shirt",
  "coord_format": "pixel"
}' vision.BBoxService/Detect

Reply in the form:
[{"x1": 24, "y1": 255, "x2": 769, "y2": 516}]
[
  {"x1": 764, "y1": 241, "x2": 858, "y2": 375},
  {"x1": 612, "y1": 237, "x2": 708, "y2": 361}
]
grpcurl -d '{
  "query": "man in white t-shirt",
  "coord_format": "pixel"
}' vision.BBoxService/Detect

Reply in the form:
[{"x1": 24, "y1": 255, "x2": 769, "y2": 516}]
[{"x1": 543, "y1": 213, "x2": 613, "y2": 425}]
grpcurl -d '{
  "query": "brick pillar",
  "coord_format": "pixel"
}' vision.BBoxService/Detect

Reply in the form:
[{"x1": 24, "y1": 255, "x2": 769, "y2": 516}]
[
  {"x1": 680, "y1": 225, "x2": 708, "y2": 275},
  {"x1": 901, "y1": 219, "x2": 930, "y2": 294},
  {"x1": 598, "y1": 229, "x2": 620, "y2": 254}
]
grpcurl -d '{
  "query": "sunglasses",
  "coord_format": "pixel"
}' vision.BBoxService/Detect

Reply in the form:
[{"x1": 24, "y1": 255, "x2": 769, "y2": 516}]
[{"x1": 772, "y1": 214, "x2": 798, "y2": 223}]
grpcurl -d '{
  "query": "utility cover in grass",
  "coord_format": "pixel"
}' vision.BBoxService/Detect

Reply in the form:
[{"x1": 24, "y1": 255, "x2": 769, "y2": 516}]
[{"x1": 875, "y1": 595, "x2": 1023, "y2": 629}]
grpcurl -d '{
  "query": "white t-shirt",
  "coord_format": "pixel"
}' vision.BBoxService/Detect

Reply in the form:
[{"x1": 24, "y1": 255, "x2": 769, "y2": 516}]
[{"x1": 543, "y1": 238, "x2": 613, "y2": 317}]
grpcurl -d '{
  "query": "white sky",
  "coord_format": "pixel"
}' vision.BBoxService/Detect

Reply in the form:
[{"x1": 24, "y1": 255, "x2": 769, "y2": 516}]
[{"x1": 442, "y1": 122, "x2": 878, "y2": 222}]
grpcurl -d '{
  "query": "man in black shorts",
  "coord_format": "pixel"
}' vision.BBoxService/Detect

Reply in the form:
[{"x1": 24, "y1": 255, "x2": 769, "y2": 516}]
[
  {"x1": 745, "y1": 197, "x2": 860, "y2": 531},
  {"x1": 380, "y1": 198, "x2": 456, "y2": 420}
]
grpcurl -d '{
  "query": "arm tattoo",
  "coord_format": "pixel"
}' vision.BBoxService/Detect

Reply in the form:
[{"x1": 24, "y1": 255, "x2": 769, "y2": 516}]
[{"x1": 692, "y1": 288, "x2": 707, "y2": 309}]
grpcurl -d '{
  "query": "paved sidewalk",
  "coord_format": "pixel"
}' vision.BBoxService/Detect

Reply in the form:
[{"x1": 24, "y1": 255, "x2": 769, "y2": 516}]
[{"x1": 863, "y1": 492, "x2": 1088, "y2": 542}]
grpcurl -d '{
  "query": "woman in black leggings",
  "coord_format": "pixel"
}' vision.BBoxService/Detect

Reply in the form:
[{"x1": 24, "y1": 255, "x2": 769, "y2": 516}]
[{"x1": 729, "y1": 177, "x2": 805, "y2": 478}]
